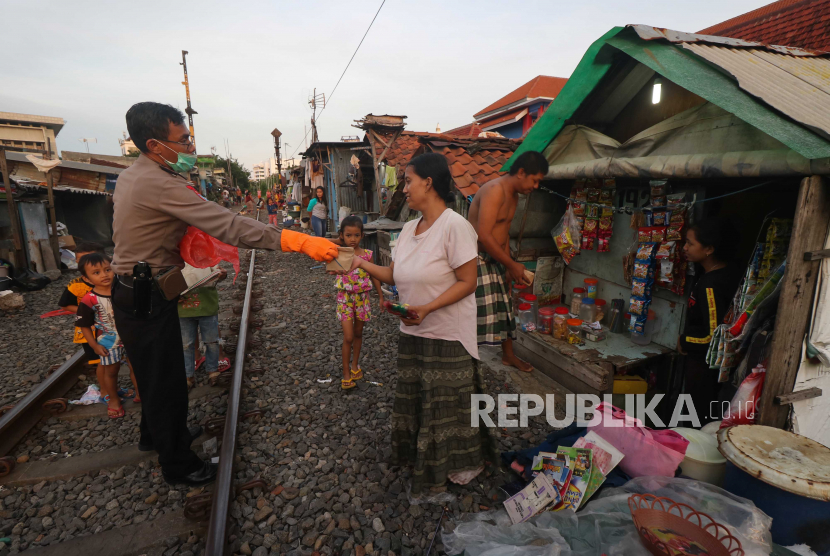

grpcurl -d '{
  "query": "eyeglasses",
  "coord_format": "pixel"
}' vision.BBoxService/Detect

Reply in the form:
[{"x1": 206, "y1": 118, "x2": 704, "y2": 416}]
[{"x1": 158, "y1": 137, "x2": 194, "y2": 147}]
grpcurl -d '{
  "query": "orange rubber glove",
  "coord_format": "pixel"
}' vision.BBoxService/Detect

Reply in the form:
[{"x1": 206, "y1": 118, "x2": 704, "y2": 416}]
[{"x1": 280, "y1": 229, "x2": 338, "y2": 262}]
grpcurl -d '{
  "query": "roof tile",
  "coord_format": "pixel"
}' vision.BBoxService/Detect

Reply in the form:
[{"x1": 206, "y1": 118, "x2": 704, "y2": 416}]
[{"x1": 474, "y1": 75, "x2": 569, "y2": 118}]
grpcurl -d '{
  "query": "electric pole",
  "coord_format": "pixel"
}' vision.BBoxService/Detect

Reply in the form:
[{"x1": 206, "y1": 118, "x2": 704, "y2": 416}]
[
  {"x1": 180, "y1": 50, "x2": 197, "y2": 152},
  {"x1": 271, "y1": 128, "x2": 282, "y2": 191},
  {"x1": 308, "y1": 89, "x2": 325, "y2": 144}
]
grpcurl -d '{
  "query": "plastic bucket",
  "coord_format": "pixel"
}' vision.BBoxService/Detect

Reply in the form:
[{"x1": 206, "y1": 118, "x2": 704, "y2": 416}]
[
  {"x1": 672, "y1": 428, "x2": 726, "y2": 486},
  {"x1": 718, "y1": 425, "x2": 830, "y2": 551}
]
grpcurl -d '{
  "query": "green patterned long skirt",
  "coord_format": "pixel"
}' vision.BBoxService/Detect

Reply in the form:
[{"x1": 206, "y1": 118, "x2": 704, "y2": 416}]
[{"x1": 392, "y1": 333, "x2": 495, "y2": 494}]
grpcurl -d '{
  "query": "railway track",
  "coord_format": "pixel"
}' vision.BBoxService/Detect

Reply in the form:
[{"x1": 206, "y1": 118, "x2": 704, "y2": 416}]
[{"x1": 0, "y1": 209, "x2": 270, "y2": 556}]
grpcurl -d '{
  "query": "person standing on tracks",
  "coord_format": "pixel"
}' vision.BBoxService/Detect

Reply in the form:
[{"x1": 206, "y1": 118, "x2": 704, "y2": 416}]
[{"x1": 111, "y1": 102, "x2": 338, "y2": 487}]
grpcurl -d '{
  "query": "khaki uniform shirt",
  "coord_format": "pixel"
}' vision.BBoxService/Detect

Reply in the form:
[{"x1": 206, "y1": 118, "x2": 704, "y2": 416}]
[{"x1": 112, "y1": 154, "x2": 279, "y2": 275}]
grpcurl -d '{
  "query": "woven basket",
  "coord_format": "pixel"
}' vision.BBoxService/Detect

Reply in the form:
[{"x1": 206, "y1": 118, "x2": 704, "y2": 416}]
[{"x1": 628, "y1": 494, "x2": 744, "y2": 556}]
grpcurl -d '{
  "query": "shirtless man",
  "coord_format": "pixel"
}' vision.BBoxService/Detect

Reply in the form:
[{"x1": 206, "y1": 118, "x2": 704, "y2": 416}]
[{"x1": 468, "y1": 151, "x2": 549, "y2": 372}]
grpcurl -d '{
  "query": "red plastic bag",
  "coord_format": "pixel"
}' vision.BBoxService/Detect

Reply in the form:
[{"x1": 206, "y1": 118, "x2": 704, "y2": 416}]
[
  {"x1": 179, "y1": 226, "x2": 240, "y2": 280},
  {"x1": 721, "y1": 364, "x2": 766, "y2": 429}
]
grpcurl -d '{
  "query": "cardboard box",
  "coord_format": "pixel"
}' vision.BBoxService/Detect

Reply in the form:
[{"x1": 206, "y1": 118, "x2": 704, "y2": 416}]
[
  {"x1": 58, "y1": 235, "x2": 76, "y2": 250},
  {"x1": 326, "y1": 247, "x2": 354, "y2": 273}
]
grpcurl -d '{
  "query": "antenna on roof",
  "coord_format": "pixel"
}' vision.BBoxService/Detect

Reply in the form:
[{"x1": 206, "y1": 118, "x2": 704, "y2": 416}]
[{"x1": 78, "y1": 138, "x2": 97, "y2": 153}]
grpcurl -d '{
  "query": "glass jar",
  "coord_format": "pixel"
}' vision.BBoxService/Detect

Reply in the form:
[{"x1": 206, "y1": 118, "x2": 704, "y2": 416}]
[
  {"x1": 579, "y1": 297, "x2": 597, "y2": 323},
  {"x1": 570, "y1": 288, "x2": 585, "y2": 315},
  {"x1": 521, "y1": 293, "x2": 538, "y2": 323},
  {"x1": 512, "y1": 283, "x2": 529, "y2": 315},
  {"x1": 518, "y1": 303, "x2": 536, "y2": 332},
  {"x1": 567, "y1": 318, "x2": 584, "y2": 344},
  {"x1": 537, "y1": 307, "x2": 555, "y2": 334},
  {"x1": 553, "y1": 307, "x2": 569, "y2": 340},
  {"x1": 607, "y1": 305, "x2": 622, "y2": 333},
  {"x1": 583, "y1": 278, "x2": 599, "y2": 299},
  {"x1": 594, "y1": 299, "x2": 607, "y2": 324}
]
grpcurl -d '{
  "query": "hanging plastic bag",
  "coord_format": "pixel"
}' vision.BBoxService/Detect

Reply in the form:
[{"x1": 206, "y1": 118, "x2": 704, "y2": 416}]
[
  {"x1": 179, "y1": 226, "x2": 240, "y2": 280},
  {"x1": 721, "y1": 364, "x2": 766, "y2": 429},
  {"x1": 551, "y1": 204, "x2": 581, "y2": 265}
]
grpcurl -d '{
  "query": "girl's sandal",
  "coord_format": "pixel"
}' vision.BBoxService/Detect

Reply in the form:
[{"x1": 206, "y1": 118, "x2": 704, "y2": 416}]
[
  {"x1": 350, "y1": 366, "x2": 363, "y2": 380},
  {"x1": 132, "y1": 395, "x2": 141, "y2": 404},
  {"x1": 341, "y1": 378, "x2": 356, "y2": 390}
]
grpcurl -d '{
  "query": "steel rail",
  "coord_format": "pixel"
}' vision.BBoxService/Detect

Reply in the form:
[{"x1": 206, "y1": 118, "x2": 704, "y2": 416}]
[
  {"x1": 0, "y1": 350, "x2": 86, "y2": 457},
  {"x1": 204, "y1": 209, "x2": 260, "y2": 555}
]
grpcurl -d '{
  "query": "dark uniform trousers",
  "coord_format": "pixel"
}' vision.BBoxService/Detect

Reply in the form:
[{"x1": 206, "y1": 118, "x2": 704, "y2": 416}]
[{"x1": 112, "y1": 278, "x2": 203, "y2": 477}]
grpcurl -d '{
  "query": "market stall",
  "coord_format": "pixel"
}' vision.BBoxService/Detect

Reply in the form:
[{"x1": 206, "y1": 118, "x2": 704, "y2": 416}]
[{"x1": 502, "y1": 25, "x2": 830, "y2": 430}]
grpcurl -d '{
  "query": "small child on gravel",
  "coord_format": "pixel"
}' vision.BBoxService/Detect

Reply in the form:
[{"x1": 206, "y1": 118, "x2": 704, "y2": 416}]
[
  {"x1": 333, "y1": 216, "x2": 383, "y2": 390},
  {"x1": 75, "y1": 253, "x2": 140, "y2": 419},
  {"x1": 58, "y1": 241, "x2": 105, "y2": 366},
  {"x1": 266, "y1": 192, "x2": 279, "y2": 226}
]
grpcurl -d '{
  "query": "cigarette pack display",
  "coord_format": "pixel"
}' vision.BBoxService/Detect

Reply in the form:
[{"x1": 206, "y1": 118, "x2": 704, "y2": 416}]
[{"x1": 503, "y1": 473, "x2": 559, "y2": 524}]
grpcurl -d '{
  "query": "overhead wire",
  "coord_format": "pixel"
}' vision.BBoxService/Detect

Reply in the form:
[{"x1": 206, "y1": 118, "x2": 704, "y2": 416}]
[{"x1": 288, "y1": 0, "x2": 387, "y2": 159}]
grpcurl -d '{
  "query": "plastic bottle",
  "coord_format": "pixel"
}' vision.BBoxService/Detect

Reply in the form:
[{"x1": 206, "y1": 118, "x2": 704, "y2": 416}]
[
  {"x1": 567, "y1": 318, "x2": 584, "y2": 344},
  {"x1": 537, "y1": 307, "x2": 555, "y2": 334},
  {"x1": 579, "y1": 297, "x2": 597, "y2": 323},
  {"x1": 522, "y1": 293, "x2": 538, "y2": 323},
  {"x1": 518, "y1": 303, "x2": 536, "y2": 332},
  {"x1": 553, "y1": 307, "x2": 569, "y2": 340},
  {"x1": 595, "y1": 299, "x2": 607, "y2": 324},
  {"x1": 512, "y1": 283, "x2": 529, "y2": 315},
  {"x1": 583, "y1": 277, "x2": 599, "y2": 299},
  {"x1": 570, "y1": 288, "x2": 585, "y2": 315},
  {"x1": 631, "y1": 309, "x2": 659, "y2": 345}
]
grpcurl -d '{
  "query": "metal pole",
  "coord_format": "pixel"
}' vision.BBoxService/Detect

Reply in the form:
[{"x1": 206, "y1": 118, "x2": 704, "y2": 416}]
[
  {"x1": 0, "y1": 148, "x2": 26, "y2": 269},
  {"x1": 44, "y1": 139, "x2": 61, "y2": 269},
  {"x1": 181, "y1": 50, "x2": 197, "y2": 152}
]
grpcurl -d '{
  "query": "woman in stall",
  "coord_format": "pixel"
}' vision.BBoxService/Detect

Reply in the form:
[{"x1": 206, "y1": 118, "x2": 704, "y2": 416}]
[
  {"x1": 678, "y1": 218, "x2": 741, "y2": 425},
  {"x1": 340, "y1": 153, "x2": 494, "y2": 494}
]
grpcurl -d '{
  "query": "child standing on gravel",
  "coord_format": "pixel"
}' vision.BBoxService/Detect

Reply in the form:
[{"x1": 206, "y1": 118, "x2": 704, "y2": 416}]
[
  {"x1": 58, "y1": 241, "x2": 105, "y2": 366},
  {"x1": 334, "y1": 216, "x2": 383, "y2": 390},
  {"x1": 266, "y1": 192, "x2": 279, "y2": 226},
  {"x1": 75, "y1": 253, "x2": 141, "y2": 419}
]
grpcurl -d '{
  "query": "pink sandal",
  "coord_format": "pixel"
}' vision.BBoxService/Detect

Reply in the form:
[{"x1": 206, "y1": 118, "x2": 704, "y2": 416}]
[{"x1": 217, "y1": 358, "x2": 231, "y2": 373}]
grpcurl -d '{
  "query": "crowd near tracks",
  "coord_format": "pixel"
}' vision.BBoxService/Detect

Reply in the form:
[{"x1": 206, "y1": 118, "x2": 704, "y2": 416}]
[{"x1": 0, "y1": 209, "x2": 270, "y2": 555}]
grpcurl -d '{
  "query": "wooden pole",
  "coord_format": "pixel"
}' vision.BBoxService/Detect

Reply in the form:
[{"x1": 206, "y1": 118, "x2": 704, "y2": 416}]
[
  {"x1": 44, "y1": 139, "x2": 61, "y2": 269},
  {"x1": 0, "y1": 148, "x2": 26, "y2": 269},
  {"x1": 758, "y1": 175, "x2": 830, "y2": 429}
]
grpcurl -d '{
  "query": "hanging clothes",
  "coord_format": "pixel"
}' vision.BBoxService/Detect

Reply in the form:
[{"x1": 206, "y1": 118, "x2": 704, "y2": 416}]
[{"x1": 384, "y1": 165, "x2": 398, "y2": 192}]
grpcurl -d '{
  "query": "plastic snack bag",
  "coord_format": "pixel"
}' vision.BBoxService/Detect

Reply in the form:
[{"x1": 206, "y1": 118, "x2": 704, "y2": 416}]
[
  {"x1": 721, "y1": 365, "x2": 766, "y2": 428},
  {"x1": 552, "y1": 204, "x2": 581, "y2": 265},
  {"x1": 179, "y1": 226, "x2": 241, "y2": 279},
  {"x1": 382, "y1": 300, "x2": 419, "y2": 320}
]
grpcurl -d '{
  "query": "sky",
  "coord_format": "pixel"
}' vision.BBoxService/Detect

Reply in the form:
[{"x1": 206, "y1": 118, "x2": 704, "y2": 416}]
[{"x1": 3, "y1": 0, "x2": 765, "y2": 170}]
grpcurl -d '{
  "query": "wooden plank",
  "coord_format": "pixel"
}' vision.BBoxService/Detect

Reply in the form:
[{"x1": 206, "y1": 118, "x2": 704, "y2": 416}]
[
  {"x1": 44, "y1": 139, "x2": 61, "y2": 268},
  {"x1": 804, "y1": 248, "x2": 830, "y2": 261},
  {"x1": 0, "y1": 148, "x2": 26, "y2": 269},
  {"x1": 515, "y1": 331, "x2": 612, "y2": 392},
  {"x1": 759, "y1": 176, "x2": 830, "y2": 429},
  {"x1": 38, "y1": 239, "x2": 58, "y2": 271},
  {"x1": 775, "y1": 387, "x2": 822, "y2": 405}
]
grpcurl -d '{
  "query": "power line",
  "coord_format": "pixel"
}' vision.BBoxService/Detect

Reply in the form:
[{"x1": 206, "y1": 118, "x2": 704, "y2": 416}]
[{"x1": 289, "y1": 0, "x2": 386, "y2": 158}]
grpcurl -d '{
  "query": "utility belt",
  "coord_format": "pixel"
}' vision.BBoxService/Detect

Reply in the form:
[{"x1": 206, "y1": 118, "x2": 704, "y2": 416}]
[{"x1": 115, "y1": 263, "x2": 187, "y2": 319}]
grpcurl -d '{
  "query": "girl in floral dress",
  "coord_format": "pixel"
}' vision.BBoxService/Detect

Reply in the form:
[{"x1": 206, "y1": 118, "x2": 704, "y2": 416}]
[{"x1": 335, "y1": 216, "x2": 384, "y2": 390}]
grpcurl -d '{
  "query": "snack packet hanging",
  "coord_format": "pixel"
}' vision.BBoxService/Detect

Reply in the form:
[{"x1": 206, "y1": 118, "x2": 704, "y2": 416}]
[
  {"x1": 631, "y1": 277, "x2": 652, "y2": 297},
  {"x1": 667, "y1": 192, "x2": 686, "y2": 207},
  {"x1": 636, "y1": 242, "x2": 658, "y2": 261},
  {"x1": 573, "y1": 202, "x2": 586, "y2": 216},
  {"x1": 574, "y1": 182, "x2": 587, "y2": 202},
  {"x1": 581, "y1": 236, "x2": 595, "y2": 251},
  {"x1": 597, "y1": 237, "x2": 610, "y2": 253},
  {"x1": 656, "y1": 241, "x2": 676, "y2": 259},
  {"x1": 650, "y1": 180, "x2": 667, "y2": 198},
  {"x1": 667, "y1": 222, "x2": 684, "y2": 242},
  {"x1": 651, "y1": 196, "x2": 667, "y2": 208},
  {"x1": 552, "y1": 204, "x2": 581, "y2": 265},
  {"x1": 583, "y1": 218, "x2": 599, "y2": 238},
  {"x1": 653, "y1": 211, "x2": 668, "y2": 226},
  {"x1": 670, "y1": 206, "x2": 687, "y2": 223},
  {"x1": 598, "y1": 216, "x2": 613, "y2": 237},
  {"x1": 629, "y1": 296, "x2": 650, "y2": 316},
  {"x1": 638, "y1": 227, "x2": 654, "y2": 243},
  {"x1": 651, "y1": 227, "x2": 667, "y2": 243},
  {"x1": 586, "y1": 188, "x2": 600, "y2": 204},
  {"x1": 633, "y1": 262, "x2": 652, "y2": 279},
  {"x1": 586, "y1": 204, "x2": 599, "y2": 218}
]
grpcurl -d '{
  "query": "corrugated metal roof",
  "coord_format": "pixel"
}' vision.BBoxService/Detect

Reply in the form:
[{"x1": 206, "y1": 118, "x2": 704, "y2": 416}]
[
  {"x1": 681, "y1": 43, "x2": 830, "y2": 140},
  {"x1": 4, "y1": 151, "x2": 123, "y2": 175},
  {"x1": 630, "y1": 24, "x2": 823, "y2": 55}
]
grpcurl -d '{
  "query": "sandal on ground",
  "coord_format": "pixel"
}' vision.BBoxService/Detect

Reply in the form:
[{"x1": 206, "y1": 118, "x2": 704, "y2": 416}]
[
  {"x1": 103, "y1": 396, "x2": 125, "y2": 419},
  {"x1": 194, "y1": 356, "x2": 206, "y2": 371},
  {"x1": 350, "y1": 366, "x2": 363, "y2": 380},
  {"x1": 341, "y1": 378, "x2": 356, "y2": 390},
  {"x1": 217, "y1": 358, "x2": 231, "y2": 373},
  {"x1": 117, "y1": 388, "x2": 135, "y2": 399},
  {"x1": 132, "y1": 395, "x2": 141, "y2": 404},
  {"x1": 186, "y1": 377, "x2": 196, "y2": 389}
]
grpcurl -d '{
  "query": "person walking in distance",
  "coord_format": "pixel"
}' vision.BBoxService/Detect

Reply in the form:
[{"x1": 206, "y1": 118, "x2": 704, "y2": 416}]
[
  {"x1": 308, "y1": 186, "x2": 328, "y2": 237},
  {"x1": 111, "y1": 102, "x2": 337, "y2": 486},
  {"x1": 467, "y1": 151, "x2": 549, "y2": 373}
]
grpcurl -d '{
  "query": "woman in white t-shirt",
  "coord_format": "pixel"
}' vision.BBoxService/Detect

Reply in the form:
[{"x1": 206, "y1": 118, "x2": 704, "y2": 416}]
[{"x1": 343, "y1": 153, "x2": 493, "y2": 494}]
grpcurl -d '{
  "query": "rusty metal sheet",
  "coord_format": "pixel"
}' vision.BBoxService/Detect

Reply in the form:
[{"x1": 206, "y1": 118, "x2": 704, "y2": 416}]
[
  {"x1": 629, "y1": 24, "x2": 827, "y2": 57},
  {"x1": 682, "y1": 43, "x2": 830, "y2": 141}
]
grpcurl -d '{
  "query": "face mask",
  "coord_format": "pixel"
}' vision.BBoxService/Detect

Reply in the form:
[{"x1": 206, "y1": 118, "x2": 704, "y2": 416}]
[{"x1": 155, "y1": 140, "x2": 197, "y2": 173}]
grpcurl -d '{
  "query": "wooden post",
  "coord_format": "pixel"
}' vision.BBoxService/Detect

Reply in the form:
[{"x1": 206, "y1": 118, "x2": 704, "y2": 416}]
[
  {"x1": 758, "y1": 175, "x2": 830, "y2": 429},
  {"x1": 368, "y1": 132, "x2": 383, "y2": 214},
  {"x1": 0, "y1": 148, "x2": 26, "y2": 269},
  {"x1": 44, "y1": 139, "x2": 61, "y2": 269}
]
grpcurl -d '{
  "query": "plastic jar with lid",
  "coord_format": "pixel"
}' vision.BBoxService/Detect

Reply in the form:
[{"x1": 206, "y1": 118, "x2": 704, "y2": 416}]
[
  {"x1": 567, "y1": 318, "x2": 584, "y2": 344},
  {"x1": 594, "y1": 299, "x2": 607, "y2": 324},
  {"x1": 521, "y1": 293, "x2": 538, "y2": 323},
  {"x1": 583, "y1": 278, "x2": 599, "y2": 299},
  {"x1": 579, "y1": 297, "x2": 597, "y2": 323},
  {"x1": 553, "y1": 307, "x2": 570, "y2": 340},
  {"x1": 631, "y1": 309, "x2": 659, "y2": 345},
  {"x1": 570, "y1": 288, "x2": 585, "y2": 315},
  {"x1": 517, "y1": 303, "x2": 536, "y2": 332},
  {"x1": 512, "y1": 283, "x2": 529, "y2": 315},
  {"x1": 537, "y1": 307, "x2": 555, "y2": 334}
]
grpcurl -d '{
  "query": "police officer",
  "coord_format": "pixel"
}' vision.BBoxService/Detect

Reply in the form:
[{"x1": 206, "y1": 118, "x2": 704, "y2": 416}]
[{"x1": 111, "y1": 102, "x2": 337, "y2": 486}]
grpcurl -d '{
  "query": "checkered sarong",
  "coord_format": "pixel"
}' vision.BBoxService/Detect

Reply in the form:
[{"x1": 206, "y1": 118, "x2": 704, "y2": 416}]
[{"x1": 476, "y1": 252, "x2": 516, "y2": 345}]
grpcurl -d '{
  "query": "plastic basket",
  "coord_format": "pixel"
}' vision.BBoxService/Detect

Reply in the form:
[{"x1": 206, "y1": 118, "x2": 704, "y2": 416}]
[{"x1": 628, "y1": 494, "x2": 744, "y2": 556}]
